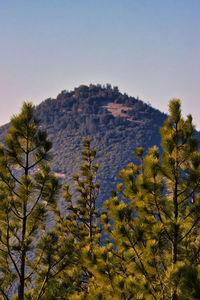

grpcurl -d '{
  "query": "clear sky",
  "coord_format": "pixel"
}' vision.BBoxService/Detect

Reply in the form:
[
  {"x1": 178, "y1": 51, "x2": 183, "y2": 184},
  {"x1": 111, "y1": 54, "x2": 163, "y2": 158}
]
[{"x1": 1, "y1": 0, "x2": 200, "y2": 128}]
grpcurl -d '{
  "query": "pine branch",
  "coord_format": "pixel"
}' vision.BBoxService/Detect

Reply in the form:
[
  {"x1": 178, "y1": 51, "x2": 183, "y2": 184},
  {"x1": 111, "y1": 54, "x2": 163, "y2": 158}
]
[
  {"x1": 6, "y1": 215, "x2": 21, "y2": 279},
  {"x1": 0, "y1": 174, "x2": 20, "y2": 199},
  {"x1": 0, "y1": 287, "x2": 10, "y2": 300},
  {"x1": 7, "y1": 165, "x2": 22, "y2": 185},
  {"x1": 26, "y1": 183, "x2": 45, "y2": 218},
  {"x1": 35, "y1": 266, "x2": 51, "y2": 300},
  {"x1": 152, "y1": 177, "x2": 173, "y2": 242},
  {"x1": 179, "y1": 216, "x2": 200, "y2": 242},
  {"x1": 178, "y1": 179, "x2": 200, "y2": 206},
  {"x1": 124, "y1": 227, "x2": 157, "y2": 298}
]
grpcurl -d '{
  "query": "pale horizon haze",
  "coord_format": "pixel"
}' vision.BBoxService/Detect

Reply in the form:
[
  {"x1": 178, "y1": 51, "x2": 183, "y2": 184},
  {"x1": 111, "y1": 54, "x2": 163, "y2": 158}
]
[{"x1": 1, "y1": 1, "x2": 200, "y2": 128}]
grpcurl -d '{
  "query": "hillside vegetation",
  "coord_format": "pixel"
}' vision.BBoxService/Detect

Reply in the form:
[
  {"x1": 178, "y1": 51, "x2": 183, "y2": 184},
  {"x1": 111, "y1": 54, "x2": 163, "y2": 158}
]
[
  {"x1": 0, "y1": 99, "x2": 200, "y2": 299},
  {"x1": 36, "y1": 85, "x2": 168, "y2": 206},
  {"x1": 0, "y1": 84, "x2": 167, "y2": 207}
]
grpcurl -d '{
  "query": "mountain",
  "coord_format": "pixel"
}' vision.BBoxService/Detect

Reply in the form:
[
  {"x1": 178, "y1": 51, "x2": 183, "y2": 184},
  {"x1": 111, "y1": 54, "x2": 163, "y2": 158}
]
[{"x1": 0, "y1": 84, "x2": 168, "y2": 208}]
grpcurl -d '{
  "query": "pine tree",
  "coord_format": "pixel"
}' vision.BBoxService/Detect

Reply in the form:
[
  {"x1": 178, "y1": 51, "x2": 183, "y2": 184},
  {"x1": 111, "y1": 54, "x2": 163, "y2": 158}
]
[
  {"x1": 28, "y1": 228, "x2": 76, "y2": 299},
  {"x1": 63, "y1": 139, "x2": 101, "y2": 298},
  {"x1": 102, "y1": 99, "x2": 200, "y2": 299},
  {"x1": 36, "y1": 139, "x2": 101, "y2": 299},
  {"x1": 66, "y1": 139, "x2": 100, "y2": 247},
  {"x1": 0, "y1": 103, "x2": 60, "y2": 299}
]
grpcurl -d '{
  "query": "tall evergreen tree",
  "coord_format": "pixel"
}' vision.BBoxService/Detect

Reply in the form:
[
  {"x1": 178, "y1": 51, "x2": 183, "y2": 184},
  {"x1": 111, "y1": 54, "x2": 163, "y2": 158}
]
[
  {"x1": 65, "y1": 139, "x2": 100, "y2": 247},
  {"x1": 0, "y1": 103, "x2": 60, "y2": 299},
  {"x1": 62, "y1": 139, "x2": 101, "y2": 299},
  {"x1": 35, "y1": 139, "x2": 101, "y2": 299},
  {"x1": 101, "y1": 99, "x2": 200, "y2": 299}
]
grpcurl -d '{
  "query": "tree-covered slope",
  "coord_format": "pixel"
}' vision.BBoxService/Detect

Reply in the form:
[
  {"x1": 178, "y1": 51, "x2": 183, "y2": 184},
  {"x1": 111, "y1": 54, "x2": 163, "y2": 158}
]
[{"x1": 0, "y1": 84, "x2": 167, "y2": 207}]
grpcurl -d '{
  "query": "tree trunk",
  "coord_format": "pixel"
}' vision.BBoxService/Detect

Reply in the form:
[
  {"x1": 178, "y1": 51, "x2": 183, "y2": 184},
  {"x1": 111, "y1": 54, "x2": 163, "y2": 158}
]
[
  {"x1": 171, "y1": 128, "x2": 178, "y2": 300},
  {"x1": 18, "y1": 129, "x2": 29, "y2": 299},
  {"x1": 171, "y1": 293, "x2": 178, "y2": 300},
  {"x1": 18, "y1": 214, "x2": 26, "y2": 299}
]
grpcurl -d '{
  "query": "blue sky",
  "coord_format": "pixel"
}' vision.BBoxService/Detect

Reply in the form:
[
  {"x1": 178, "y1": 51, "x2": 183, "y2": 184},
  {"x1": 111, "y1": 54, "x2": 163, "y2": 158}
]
[{"x1": 1, "y1": 0, "x2": 200, "y2": 127}]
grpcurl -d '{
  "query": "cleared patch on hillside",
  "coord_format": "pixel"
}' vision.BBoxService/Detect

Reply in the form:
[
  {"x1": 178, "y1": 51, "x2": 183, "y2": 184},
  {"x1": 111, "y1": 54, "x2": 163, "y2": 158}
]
[{"x1": 102, "y1": 103, "x2": 132, "y2": 118}]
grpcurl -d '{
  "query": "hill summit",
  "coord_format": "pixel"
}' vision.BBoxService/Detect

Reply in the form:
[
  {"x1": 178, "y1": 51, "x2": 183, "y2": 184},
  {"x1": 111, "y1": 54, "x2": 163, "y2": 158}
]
[{"x1": 0, "y1": 84, "x2": 167, "y2": 207}]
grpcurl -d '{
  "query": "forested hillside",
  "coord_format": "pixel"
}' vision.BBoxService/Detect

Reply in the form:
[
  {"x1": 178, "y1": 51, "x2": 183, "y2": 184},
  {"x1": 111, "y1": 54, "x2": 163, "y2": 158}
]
[
  {"x1": 1, "y1": 90, "x2": 200, "y2": 299},
  {"x1": 0, "y1": 84, "x2": 167, "y2": 207}
]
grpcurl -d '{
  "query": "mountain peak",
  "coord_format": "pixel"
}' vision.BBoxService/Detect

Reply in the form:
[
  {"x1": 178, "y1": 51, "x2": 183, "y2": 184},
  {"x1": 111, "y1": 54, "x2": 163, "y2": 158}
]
[{"x1": 0, "y1": 85, "x2": 167, "y2": 207}]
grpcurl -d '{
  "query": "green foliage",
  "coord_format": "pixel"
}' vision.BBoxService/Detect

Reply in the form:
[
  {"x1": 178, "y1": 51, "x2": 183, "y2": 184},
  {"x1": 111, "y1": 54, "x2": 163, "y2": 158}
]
[
  {"x1": 99, "y1": 99, "x2": 200, "y2": 299},
  {"x1": 36, "y1": 139, "x2": 101, "y2": 299},
  {"x1": 0, "y1": 102, "x2": 60, "y2": 299},
  {"x1": 1, "y1": 93, "x2": 200, "y2": 299},
  {"x1": 65, "y1": 138, "x2": 100, "y2": 247},
  {"x1": 29, "y1": 84, "x2": 167, "y2": 209}
]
